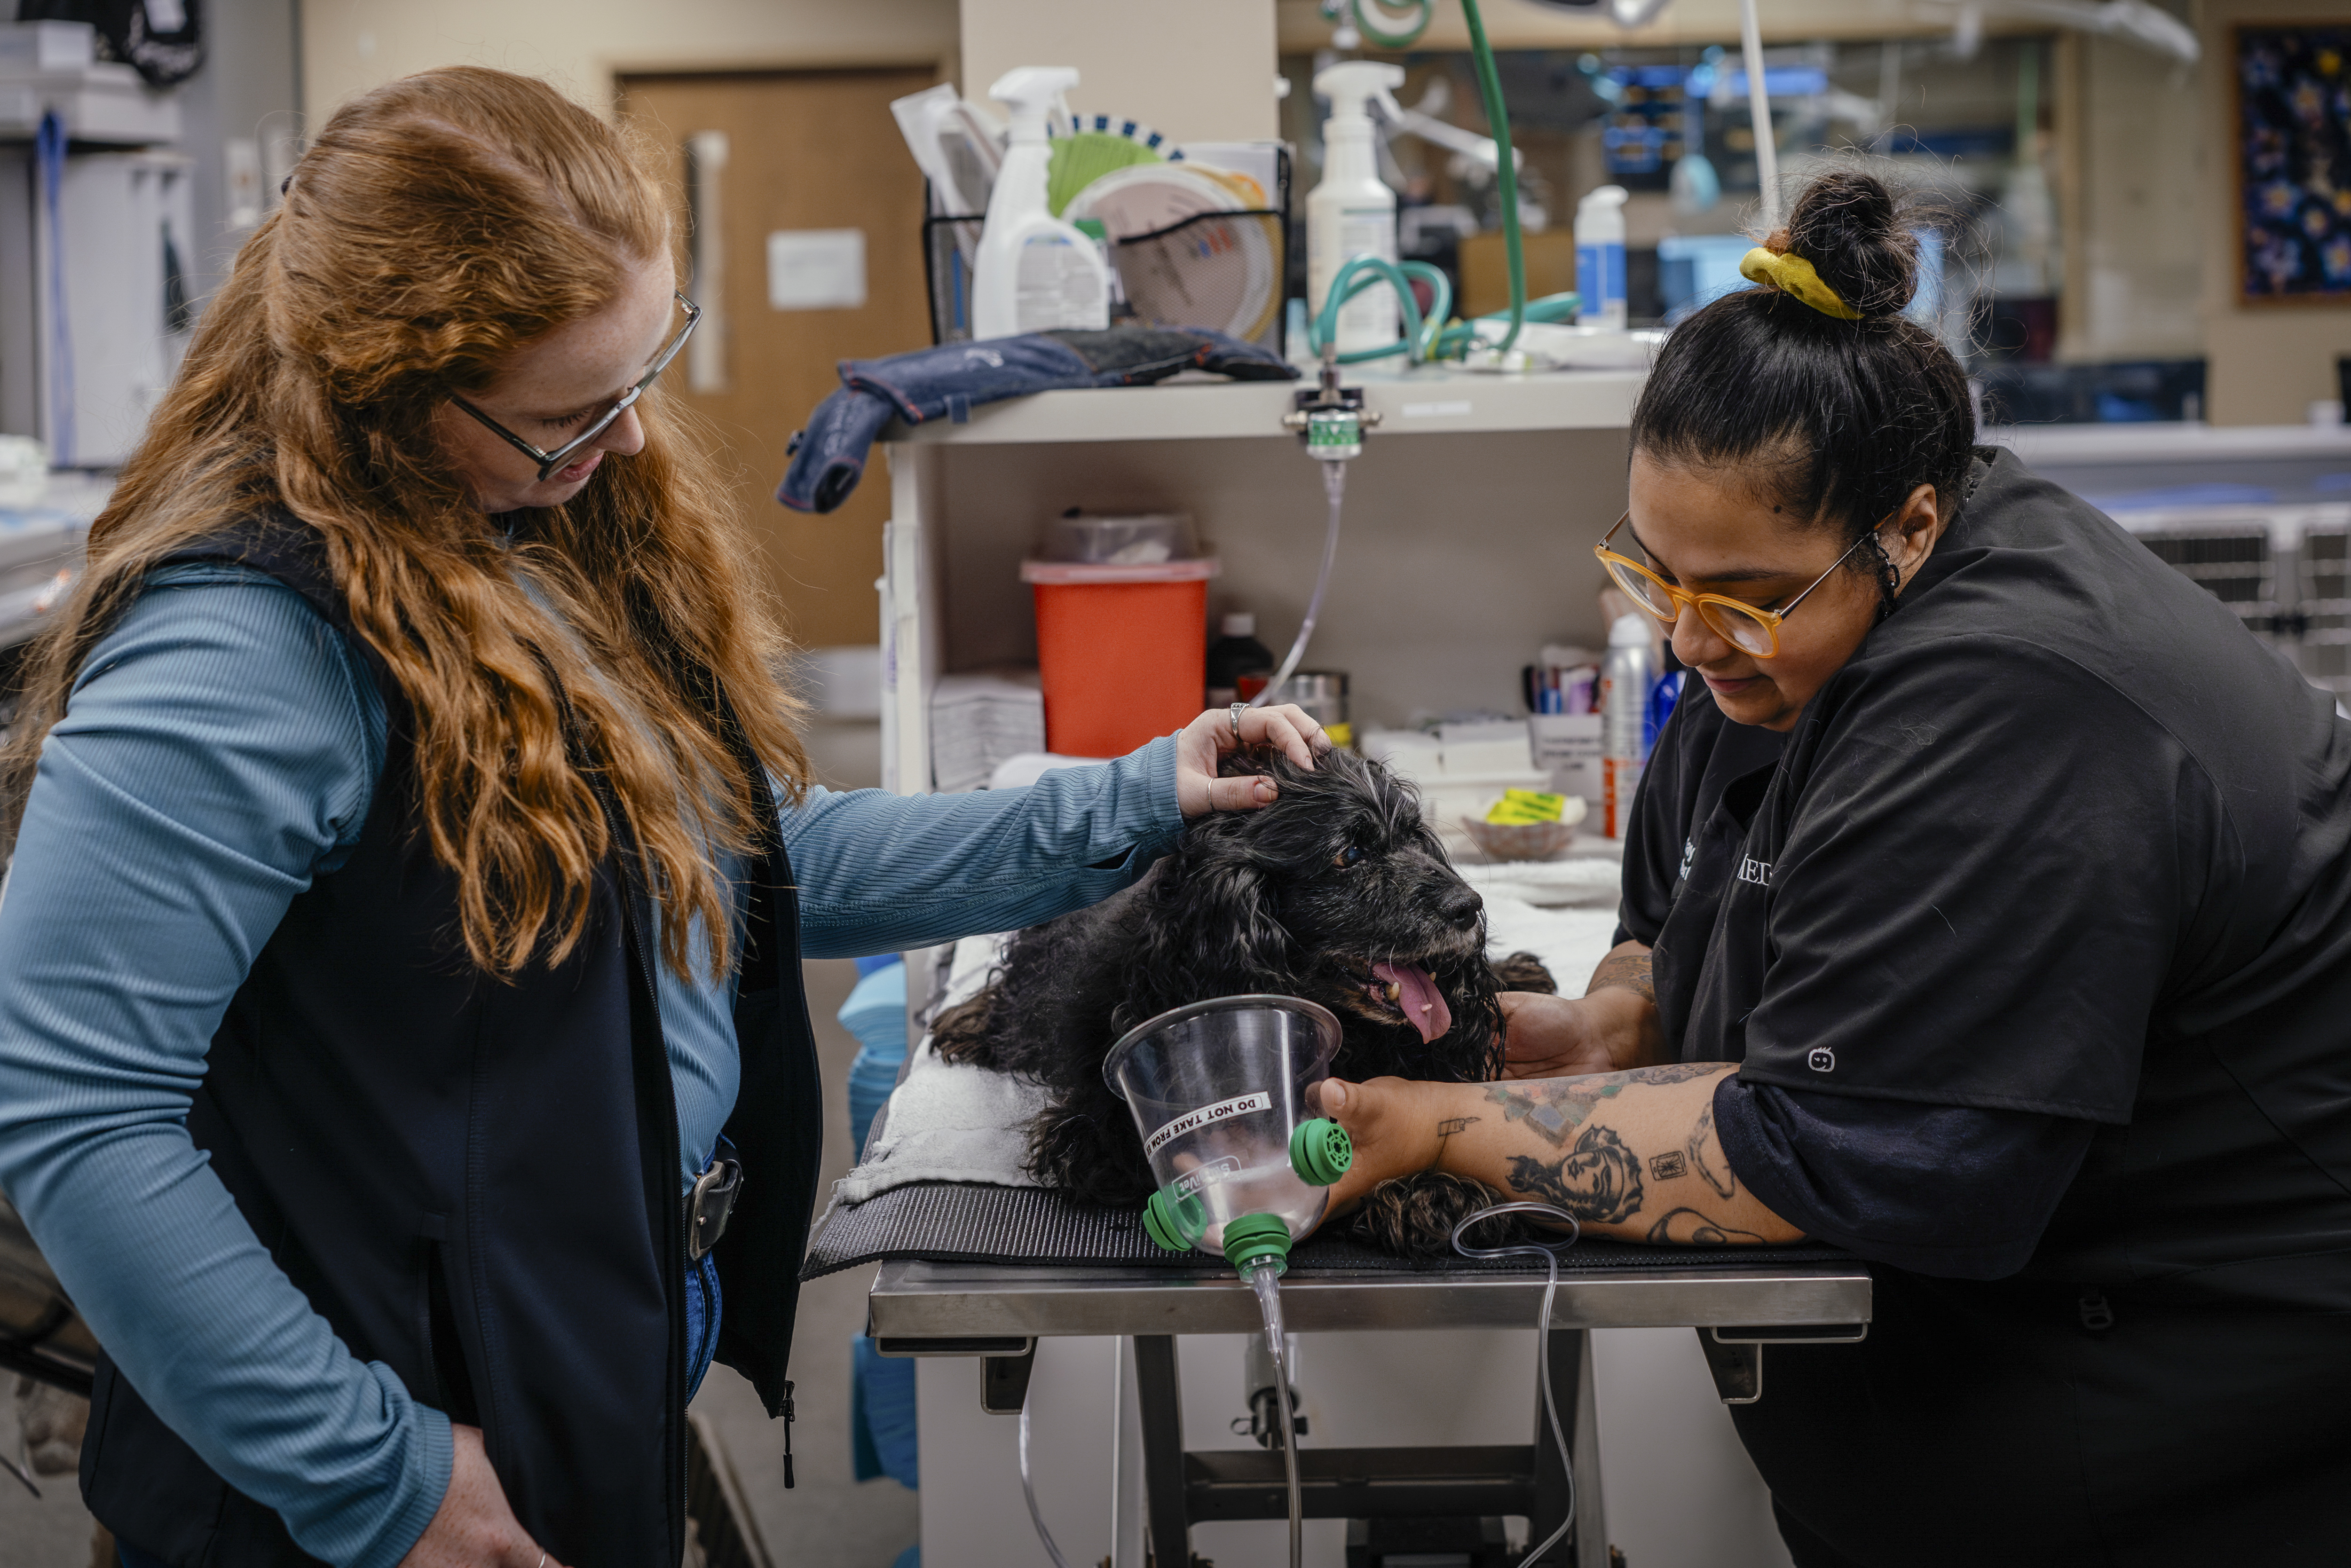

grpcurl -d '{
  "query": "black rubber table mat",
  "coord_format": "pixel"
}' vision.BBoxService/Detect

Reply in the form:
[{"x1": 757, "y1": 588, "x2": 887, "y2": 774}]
[{"x1": 803, "y1": 1180, "x2": 1854, "y2": 1280}]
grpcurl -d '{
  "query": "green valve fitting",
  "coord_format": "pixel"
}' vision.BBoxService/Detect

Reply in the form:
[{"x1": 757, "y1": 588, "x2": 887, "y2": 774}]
[
  {"x1": 1142, "y1": 1188, "x2": 1205, "y2": 1253},
  {"x1": 1221, "y1": 1212, "x2": 1292, "y2": 1276},
  {"x1": 1289, "y1": 1117, "x2": 1354, "y2": 1187}
]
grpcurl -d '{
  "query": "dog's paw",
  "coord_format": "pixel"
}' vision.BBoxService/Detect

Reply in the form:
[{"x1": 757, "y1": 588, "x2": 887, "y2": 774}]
[
  {"x1": 1489, "y1": 950, "x2": 1558, "y2": 995},
  {"x1": 929, "y1": 991, "x2": 997, "y2": 1066},
  {"x1": 1345, "y1": 1170, "x2": 1531, "y2": 1261}
]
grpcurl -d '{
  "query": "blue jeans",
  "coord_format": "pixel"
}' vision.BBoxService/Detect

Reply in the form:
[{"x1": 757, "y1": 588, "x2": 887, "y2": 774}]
[
  {"x1": 685, "y1": 1248, "x2": 723, "y2": 1403},
  {"x1": 120, "y1": 1259, "x2": 726, "y2": 1568}
]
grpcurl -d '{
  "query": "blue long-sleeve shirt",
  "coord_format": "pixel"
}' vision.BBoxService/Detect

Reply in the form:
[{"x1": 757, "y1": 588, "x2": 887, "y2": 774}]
[{"x1": 0, "y1": 566, "x2": 1183, "y2": 1566}]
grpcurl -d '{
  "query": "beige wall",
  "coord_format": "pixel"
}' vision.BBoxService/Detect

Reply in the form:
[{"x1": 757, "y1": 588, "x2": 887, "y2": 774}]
[
  {"x1": 960, "y1": 0, "x2": 1279, "y2": 142},
  {"x1": 2060, "y1": 30, "x2": 2206, "y2": 363},
  {"x1": 2201, "y1": 0, "x2": 2351, "y2": 424},
  {"x1": 299, "y1": 0, "x2": 959, "y2": 119}
]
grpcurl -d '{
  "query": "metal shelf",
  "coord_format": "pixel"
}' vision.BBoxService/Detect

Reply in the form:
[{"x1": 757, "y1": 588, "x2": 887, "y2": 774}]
[{"x1": 884, "y1": 363, "x2": 1647, "y2": 447}]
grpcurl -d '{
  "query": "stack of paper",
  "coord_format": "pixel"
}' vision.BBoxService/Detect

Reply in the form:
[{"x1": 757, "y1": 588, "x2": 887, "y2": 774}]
[{"x1": 931, "y1": 669, "x2": 1046, "y2": 794}]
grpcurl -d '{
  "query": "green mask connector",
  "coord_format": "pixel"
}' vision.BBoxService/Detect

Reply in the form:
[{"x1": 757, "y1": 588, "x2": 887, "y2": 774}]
[
  {"x1": 1221, "y1": 1212, "x2": 1293, "y2": 1276},
  {"x1": 1289, "y1": 1117, "x2": 1354, "y2": 1187},
  {"x1": 1142, "y1": 1187, "x2": 1206, "y2": 1253}
]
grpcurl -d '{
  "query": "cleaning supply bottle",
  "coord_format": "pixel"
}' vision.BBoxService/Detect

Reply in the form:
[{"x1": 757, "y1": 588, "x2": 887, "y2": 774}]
[
  {"x1": 1307, "y1": 61, "x2": 1405, "y2": 357},
  {"x1": 1575, "y1": 184, "x2": 1631, "y2": 330},
  {"x1": 972, "y1": 66, "x2": 1110, "y2": 339},
  {"x1": 1601, "y1": 612, "x2": 1656, "y2": 838},
  {"x1": 1207, "y1": 612, "x2": 1276, "y2": 708}
]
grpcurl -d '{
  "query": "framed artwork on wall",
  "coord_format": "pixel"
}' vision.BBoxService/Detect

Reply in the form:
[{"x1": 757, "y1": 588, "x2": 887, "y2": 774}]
[{"x1": 2239, "y1": 24, "x2": 2351, "y2": 303}]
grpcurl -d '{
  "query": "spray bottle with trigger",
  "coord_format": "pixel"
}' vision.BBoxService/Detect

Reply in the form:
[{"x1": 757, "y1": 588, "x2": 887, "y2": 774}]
[
  {"x1": 971, "y1": 66, "x2": 1110, "y2": 340},
  {"x1": 1307, "y1": 60, "x2": 1406, "y2": 358}
]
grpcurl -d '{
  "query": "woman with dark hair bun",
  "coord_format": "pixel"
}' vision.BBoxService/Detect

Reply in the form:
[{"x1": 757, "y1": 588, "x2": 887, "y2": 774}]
[{"x1": 1324, "y1": 166, "x2": 2351, "y2": 1565}]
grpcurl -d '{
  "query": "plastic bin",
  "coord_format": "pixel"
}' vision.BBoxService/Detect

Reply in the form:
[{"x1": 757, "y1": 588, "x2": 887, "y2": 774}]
[{"x1": 1021, "y1": 557, "x2": 1220, "y2": 757}]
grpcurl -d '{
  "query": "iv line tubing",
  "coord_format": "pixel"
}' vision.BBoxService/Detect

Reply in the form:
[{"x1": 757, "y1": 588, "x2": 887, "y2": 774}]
[
  {"x1": 1452, "y1": 1201, "x2": 1583, "y2": 1564},
  {"x1": 1248, "y1": 1264, "x2": 1305, "y2": 1568},
  {"x1": 1020, "y1": 1367, "x2": 1076, "y2": 1568},
  {"x1": 1740, "y1": 0, "x2": 1781, "y2": 228},
  {"x1": 1248, "y1": 458, "x2": 1347, "y2": 711}
]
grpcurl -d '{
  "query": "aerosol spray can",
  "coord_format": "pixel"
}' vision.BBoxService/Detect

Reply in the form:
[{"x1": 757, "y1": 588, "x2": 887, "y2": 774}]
[{"x1": 1601, "y1": 613, "x2": 1656, "y2": 839}]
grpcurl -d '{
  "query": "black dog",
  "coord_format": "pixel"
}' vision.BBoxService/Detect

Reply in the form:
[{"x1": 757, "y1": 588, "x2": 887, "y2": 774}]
[{"x1": 934, "y1": 747, "x2": 1553, "y2": 1259}]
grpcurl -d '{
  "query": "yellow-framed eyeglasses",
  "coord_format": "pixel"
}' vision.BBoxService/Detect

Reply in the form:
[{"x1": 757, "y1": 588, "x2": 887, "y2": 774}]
[{"x1": 1594, "y1": 510, "x2": 1885, "y2": 660}]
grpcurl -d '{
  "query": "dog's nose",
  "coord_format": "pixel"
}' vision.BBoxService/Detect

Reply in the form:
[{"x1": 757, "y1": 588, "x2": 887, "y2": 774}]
[{"x1": 1436, "y1": 886, "x2": 1483, "y2": 926}]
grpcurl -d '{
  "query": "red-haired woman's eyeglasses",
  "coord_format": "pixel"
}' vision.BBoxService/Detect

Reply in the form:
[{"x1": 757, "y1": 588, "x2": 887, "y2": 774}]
[{"x1": 449, "y1": 292, "x2": 700, "y2": 481}]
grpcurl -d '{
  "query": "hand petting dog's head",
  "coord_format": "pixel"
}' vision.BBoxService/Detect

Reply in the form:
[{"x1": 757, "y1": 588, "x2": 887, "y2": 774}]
[{"x1": 1177, "y1": 748, "x2": 1492, "y2": 1056}]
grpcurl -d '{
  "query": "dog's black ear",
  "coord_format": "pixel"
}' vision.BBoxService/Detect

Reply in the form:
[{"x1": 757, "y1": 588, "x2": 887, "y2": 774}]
[{"x1": 1132, "y1": 850, "x2": 1295, "y2": 1003}]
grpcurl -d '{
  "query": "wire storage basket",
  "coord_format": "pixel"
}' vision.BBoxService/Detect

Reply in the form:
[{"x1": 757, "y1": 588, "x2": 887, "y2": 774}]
[
  {"x1": 922, "y1": 207, "x2": 986, "y2": 345},
  {"x1": 923, "y1": 150, "x2": 1292, "y2": 349}
]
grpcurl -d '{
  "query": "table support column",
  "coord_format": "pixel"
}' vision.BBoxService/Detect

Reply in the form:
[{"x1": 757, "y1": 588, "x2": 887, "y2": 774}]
[{"x1": 1133, "y1": 1334, "x2": 1189, "y2": 1567}]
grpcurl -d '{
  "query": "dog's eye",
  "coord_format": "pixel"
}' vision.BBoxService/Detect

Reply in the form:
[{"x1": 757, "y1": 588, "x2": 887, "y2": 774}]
[{"x1": 1333, "y1": 845, "x2": 1365, "y2": 868}]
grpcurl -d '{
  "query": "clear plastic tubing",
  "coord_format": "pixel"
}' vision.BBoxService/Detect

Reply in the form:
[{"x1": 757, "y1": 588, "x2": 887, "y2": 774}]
[
  {"x1": 1452, "y1": 1201, "x2": 1585, "y2": 1565},
  {"x1": 1248, "y1": 459, "x2": 1347, "y2": 714},
  {"x1": 1019, "y1": 1350, "x2": 1075, "y2": 1568},
  {"x1": 1243, "y1": 1259, "x2": 1305, "y2": 1568}
]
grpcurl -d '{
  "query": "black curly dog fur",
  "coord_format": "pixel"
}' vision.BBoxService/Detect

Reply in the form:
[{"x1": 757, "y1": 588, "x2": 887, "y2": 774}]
[{"x1": 934, "y1": 746, "x2": 1554, "y2": 1260}]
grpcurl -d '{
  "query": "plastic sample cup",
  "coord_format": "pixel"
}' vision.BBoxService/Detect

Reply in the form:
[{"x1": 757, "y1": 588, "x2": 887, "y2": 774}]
[{"x1": 1022, "y1": 557, "x2": 1219, "y2": 758}]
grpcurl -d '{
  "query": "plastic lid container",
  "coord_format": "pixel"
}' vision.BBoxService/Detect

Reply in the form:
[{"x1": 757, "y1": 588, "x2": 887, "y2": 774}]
[
  {"x1": 1020, "y1": 557, "x2": 1220, "y2": 585},
  {"x1": 1039, "y1": 511, "x2": 1199, "y2": 566}
]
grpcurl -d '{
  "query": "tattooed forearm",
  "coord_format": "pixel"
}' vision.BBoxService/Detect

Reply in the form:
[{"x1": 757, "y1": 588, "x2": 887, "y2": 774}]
[
  {"x1": 1644, "y1": 1207, "x2": 1765, "y2": 1245},
  {"x1": 1484, "y1": 1063, "x2": 1728, "y2": 1145},
  {"x1": 1586, "y1": 948, "x2": 1656, "y2": 1006},
  {"x1": 1504, "y1": 1125, "x2": 1645, "y2": 1222},
  {"x1": 1687, "y1": 1103, "x2": 1736, "y2": 1199},
  {"x1": 1436, "y1": 1115, "x2": 1480, "y2": 1154}
]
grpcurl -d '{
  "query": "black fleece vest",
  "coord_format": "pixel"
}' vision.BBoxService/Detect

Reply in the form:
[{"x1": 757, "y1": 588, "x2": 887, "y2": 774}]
[{"x1": 79, "y1": 517, "x2": 826, "y2": 1567}]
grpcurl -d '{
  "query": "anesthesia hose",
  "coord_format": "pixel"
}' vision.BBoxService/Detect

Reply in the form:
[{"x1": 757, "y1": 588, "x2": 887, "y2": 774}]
[
  {"x1": 1019, "y1": 1366, "x2": 1076, "y2": 1568},
  {"x1": 1247, "y1": 1261, "x2": 1306, "y2": 1568},
  {"x1": 1310, "y1": 0, "x2": 1539, "y2": 364},
  {"x1": 1452, "y1": 1201, "x2": 1584, "y2": 1563},
  {"x1": 1247, "y1": 457, "x2": 1348, "y2": 713}
]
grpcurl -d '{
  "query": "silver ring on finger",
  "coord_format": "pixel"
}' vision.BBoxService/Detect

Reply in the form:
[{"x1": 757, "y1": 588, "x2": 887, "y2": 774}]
[
  {"x1": 536, "y1": 1553, "x2": 546, "y2": 1568},
  {"x1": 1230, "y1": 701, "x2": 1247, "y2": 740}
]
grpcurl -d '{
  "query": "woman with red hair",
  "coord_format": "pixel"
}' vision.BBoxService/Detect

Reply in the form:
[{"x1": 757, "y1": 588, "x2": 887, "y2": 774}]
[{"x1": 0, "y1": 67, "x2": 1316, "y2": 1567}]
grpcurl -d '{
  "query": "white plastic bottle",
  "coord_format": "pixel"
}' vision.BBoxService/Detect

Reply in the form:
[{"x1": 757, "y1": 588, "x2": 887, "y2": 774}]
[
  {"x1": 1307, "y1": 61, "x2": 1405, "y2": 357},
  {"x1": 1601, "y1": 612, "x2": 1656, "y2": 839},
  {"x1": 1575, "y1": 184, "x2": 1631, "y2": 330},
  {"x1": 972, "y1": 66, "x2": 1110, "y2": 339}
]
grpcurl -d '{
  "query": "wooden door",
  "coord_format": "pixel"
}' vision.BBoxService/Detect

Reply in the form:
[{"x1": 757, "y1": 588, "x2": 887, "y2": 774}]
[{"x1": 618, "y1": 69, "x2": 938, "y2": 651}]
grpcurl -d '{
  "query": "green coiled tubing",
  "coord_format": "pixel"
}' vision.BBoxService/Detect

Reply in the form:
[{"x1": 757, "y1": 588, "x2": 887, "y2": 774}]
[{"x1": 1309, "y1": 0, "x2": 1575, "y2": 364}]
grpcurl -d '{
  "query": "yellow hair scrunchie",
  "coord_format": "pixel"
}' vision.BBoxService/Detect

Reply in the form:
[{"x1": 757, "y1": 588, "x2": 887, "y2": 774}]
[{"x1": 1739, "y1": 247, "x2": 1863, "y2": 321}]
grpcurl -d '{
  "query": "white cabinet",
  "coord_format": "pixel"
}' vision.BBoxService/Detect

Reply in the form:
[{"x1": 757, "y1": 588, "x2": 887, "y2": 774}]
[{"x1": 876, "y1": 364, "x2": 1645, "y2": 795}]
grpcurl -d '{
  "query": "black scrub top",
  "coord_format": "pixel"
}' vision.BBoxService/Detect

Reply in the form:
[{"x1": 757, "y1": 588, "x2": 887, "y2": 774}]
[{"x1": 1618, "y1": 446, "x2": 2351, "y2": 1308}]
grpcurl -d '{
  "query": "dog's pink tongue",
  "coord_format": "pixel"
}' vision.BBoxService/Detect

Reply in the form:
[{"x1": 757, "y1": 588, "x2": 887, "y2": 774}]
[{"x1": 1373, "y1": 962, "x2": 1452, "y2": 1044}]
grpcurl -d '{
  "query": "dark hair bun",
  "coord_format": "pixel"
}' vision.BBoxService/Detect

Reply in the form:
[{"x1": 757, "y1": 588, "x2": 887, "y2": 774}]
[{"x1": 1781, "y1": 170, "x2": 1917, "y2": 319}]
